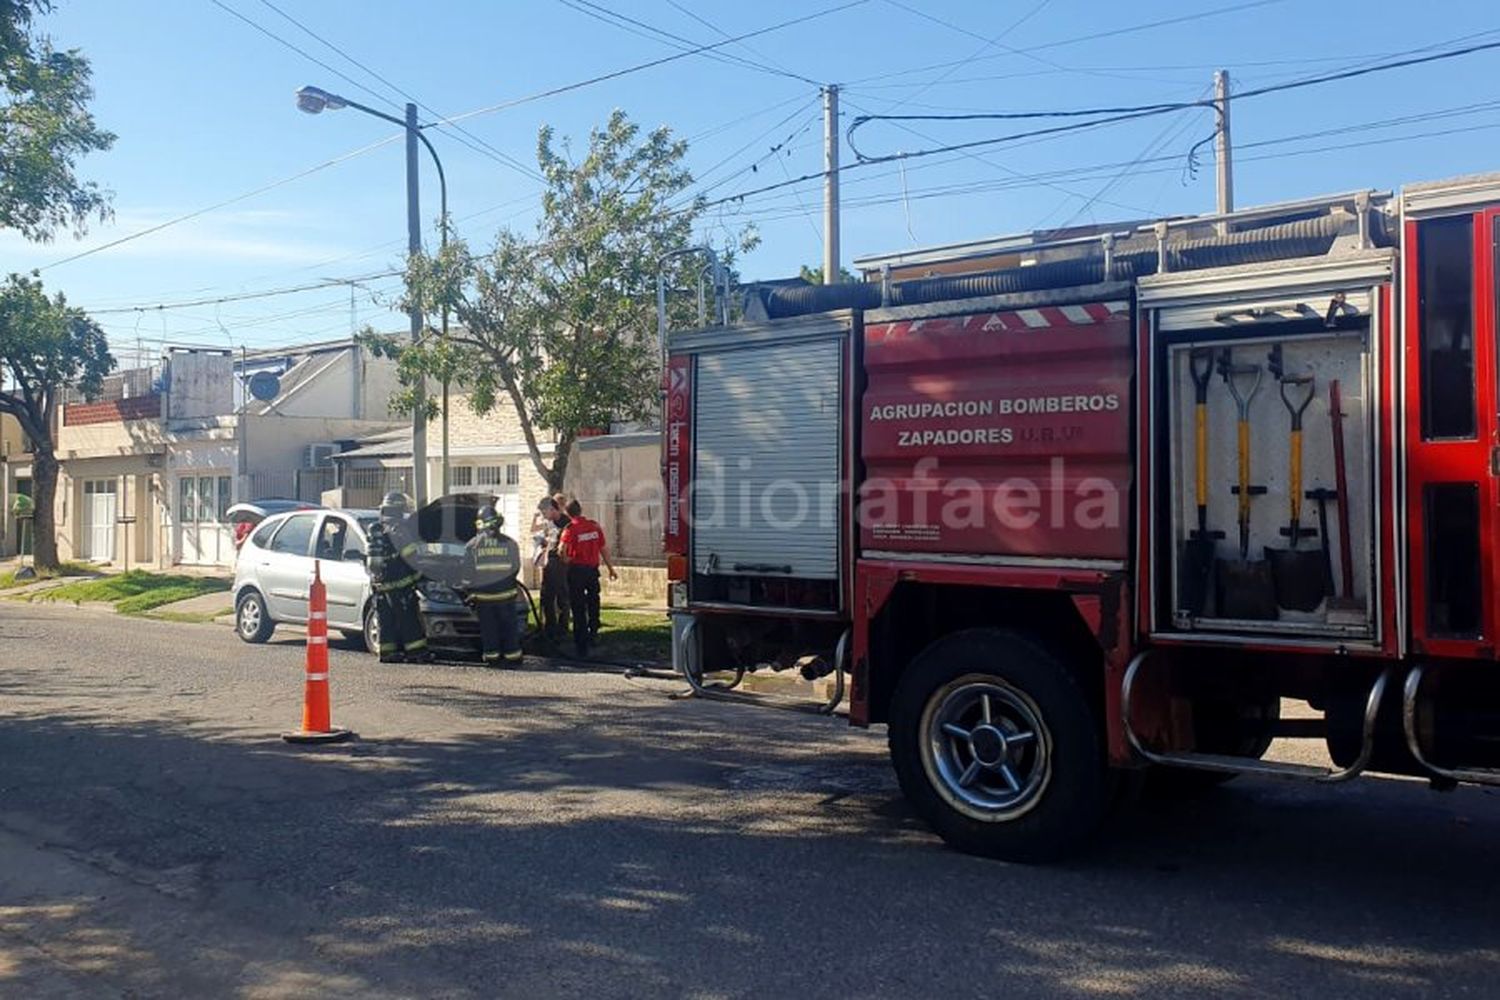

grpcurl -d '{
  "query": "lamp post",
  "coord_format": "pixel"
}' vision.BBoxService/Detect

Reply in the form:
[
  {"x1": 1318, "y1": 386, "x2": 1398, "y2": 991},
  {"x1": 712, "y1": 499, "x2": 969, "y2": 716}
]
[{"x1": 295, "y1": 85, "x2": 450, "y2": 504}]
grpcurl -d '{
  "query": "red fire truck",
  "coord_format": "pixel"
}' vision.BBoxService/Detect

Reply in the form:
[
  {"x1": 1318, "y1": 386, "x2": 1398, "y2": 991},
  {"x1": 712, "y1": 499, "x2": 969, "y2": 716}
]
[{"x1": 660, "y1": 173, "x2": 1500, "y2": 861}]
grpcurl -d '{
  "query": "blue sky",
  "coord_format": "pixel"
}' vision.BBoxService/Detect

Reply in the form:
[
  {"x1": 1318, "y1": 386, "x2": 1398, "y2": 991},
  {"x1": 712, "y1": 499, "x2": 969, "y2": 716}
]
[{"x1": 3, "y1": 0, "x2": 1499, "y2": 365}]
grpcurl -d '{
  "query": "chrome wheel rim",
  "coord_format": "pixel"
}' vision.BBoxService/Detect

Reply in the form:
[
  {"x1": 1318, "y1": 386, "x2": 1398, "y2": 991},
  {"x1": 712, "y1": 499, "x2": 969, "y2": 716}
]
[
  {"x1": 920, "y1": 677, "x2": 1051, "y2": 822},
  {"x1": 366, "y1": 610, "x2": 380, "y2": 652},
  {"x1": 238, "y1": 598, "x2": 261, "y2": 637}
]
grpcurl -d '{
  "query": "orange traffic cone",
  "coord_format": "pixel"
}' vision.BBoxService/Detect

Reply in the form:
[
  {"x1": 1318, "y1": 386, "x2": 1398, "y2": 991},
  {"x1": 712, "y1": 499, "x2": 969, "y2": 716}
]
[{"x1": 283, "y1": 560, "x2": 354, "y2": 744}]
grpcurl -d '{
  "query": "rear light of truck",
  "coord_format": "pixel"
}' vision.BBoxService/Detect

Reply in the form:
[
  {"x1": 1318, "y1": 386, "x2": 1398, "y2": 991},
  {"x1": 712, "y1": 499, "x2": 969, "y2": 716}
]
[{"x1": 667, "y1": 553, "x2": 688, "y2": 581}]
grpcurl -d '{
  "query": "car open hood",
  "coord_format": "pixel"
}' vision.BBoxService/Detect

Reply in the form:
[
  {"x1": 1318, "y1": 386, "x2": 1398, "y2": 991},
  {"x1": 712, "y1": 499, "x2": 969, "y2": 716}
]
[
  {"x1": 413, "y1": 494, "x2": 482, "y2": 545},
  {"x1": 224, "y1": 499, "x2": 320, "y2": 525}
]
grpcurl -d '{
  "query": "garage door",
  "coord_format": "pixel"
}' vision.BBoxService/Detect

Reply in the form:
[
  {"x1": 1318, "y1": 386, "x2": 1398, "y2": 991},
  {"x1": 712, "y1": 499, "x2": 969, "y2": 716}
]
[
  {"x1": 693, "y1": 338, "x2": 842, "y2": 579},
  {"x1": 80, "y1": 479, "x2": 117, "y2": 562}
]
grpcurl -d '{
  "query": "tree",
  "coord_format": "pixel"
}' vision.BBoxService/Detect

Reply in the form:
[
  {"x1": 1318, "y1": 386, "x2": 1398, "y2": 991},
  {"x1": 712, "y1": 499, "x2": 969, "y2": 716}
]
[
  {"x1": 392, "y1": 110, "x2": 753, "y2": 493},
  {"x1": 1, "y1": 0, "x2": 115, "y2": 240},
  {"x1": 0, "y1": 274, "x2": 112, "y2": 570},
  {"x1": 798, "y1": 264, "x2": 855, "y2": 285}
]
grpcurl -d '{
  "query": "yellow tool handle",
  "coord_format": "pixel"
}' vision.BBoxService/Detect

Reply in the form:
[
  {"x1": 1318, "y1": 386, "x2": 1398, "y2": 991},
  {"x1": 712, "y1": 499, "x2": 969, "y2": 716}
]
[
  {"x1": 1195, "y1": 403, "x2": 1208, "y2": 506},
  {"x1": 1238, "y1": 420, "x2": 1251, "y2": 520},
  {"x1": 1289, "y1": 429, "x2": 1302, "y2": 520}
]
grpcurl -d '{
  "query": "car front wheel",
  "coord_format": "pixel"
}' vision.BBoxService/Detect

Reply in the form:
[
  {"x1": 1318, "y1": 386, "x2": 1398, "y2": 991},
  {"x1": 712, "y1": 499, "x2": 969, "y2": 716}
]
[
  {"x1": 363, "y1": 604, "x2": 380, "y2": 656},
  {"x1": 235, "y1": 590, "x2": 275, "y2": 644}
]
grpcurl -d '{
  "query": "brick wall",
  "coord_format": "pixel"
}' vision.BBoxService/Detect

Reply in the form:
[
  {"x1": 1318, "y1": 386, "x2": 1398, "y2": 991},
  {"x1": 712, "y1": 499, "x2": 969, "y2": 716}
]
[{"x1": 64, "y1": 395, "x2": 162, "y2": 426}]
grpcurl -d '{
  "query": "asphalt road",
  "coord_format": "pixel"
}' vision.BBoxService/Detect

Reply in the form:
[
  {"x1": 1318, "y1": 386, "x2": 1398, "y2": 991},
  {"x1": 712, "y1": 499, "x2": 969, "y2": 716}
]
[{"x1": 2, "y1": 602, "x2": 1498, "y2": 998}]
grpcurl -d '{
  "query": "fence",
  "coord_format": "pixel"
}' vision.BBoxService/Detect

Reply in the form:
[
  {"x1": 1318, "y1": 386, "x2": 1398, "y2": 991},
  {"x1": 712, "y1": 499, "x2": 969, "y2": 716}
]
[
  {"x1": 246, "y1": 468, "x2": 337, "y2": 504},
  {"x1": 571, "y1": 494, "x2": 663, "y2": 565},
  {"x1": 341, "y1": 466, "x2": 414, "y2": 509}
]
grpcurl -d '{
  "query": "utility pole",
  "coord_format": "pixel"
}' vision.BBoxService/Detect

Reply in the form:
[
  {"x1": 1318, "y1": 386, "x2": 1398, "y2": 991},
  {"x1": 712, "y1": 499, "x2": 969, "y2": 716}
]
[
  {"x1": 1214, "y1": 69, "x2": 1234, "y2": 234},
  {"x1": 823, "y1": 84, "x2": 840, "y2": 285},
  {"x1": 405, "y1": 101, "x2": 428, "y2": 506}
]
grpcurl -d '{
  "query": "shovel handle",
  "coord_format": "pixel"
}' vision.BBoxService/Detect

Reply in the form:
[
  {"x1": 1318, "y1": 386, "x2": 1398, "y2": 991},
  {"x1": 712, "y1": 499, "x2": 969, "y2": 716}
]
[
  {"x1": 1238, "y1": 419, "x2": 1252, "y2": 522},
  {"x1": 1289, "y1": 428, "x2": 1302, "y2": 521},
  {"x1": 1196, "y1": 402, "x2": 1208, "y2": 507}
]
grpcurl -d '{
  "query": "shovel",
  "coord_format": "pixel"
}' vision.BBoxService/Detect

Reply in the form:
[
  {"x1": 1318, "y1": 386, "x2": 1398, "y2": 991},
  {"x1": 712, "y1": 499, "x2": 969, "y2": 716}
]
[
  {"x1": 1215, "y1": 351, "x2": 1278, "y2": 620},
  {"x1": 1176, "y1": 348, "x2": 1223, "y2": 616},
  {"x1": 1265, "y1": 372, "x2": 1327, "y2": 611}
]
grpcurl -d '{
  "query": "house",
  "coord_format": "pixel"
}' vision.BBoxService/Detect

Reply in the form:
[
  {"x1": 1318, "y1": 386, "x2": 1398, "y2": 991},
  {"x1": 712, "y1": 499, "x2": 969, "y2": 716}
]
[
  {"x1": 1, "y1": 412, "x2": 33, "y2": 558},
  {"x1": 49, "y1": 338, "x2": 403, "y2": 569},
  {"x1": 333, "y1": 393, "x2": 664, "y2": 568}
]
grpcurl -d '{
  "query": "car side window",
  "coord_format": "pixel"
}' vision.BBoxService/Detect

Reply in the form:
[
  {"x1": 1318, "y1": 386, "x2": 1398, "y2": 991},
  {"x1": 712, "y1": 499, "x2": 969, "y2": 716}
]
[
  {"x1": 249, "y1": 520, "x2": 279, "y2": 549},
  {"x1": 268, "y1": 513, "x2": 317, "y2": 556},
  {"x1": 314, "y1": 516, "x2": 350, "y2": 560}
]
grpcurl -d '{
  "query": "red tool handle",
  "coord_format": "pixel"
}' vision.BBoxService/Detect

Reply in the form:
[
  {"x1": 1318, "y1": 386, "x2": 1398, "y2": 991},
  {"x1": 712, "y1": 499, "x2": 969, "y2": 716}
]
[{"x1": 1329, "y1": 380, "x2": 1355, "y2": 597}]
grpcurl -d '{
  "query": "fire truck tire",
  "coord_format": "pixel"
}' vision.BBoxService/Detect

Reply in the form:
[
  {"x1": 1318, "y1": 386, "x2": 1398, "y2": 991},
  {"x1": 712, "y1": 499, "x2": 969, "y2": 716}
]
[
  {"x1": 888, "y1": 628, "x2": 1109, "y2": 863},
  {"x1": 1142, "y1": 696, "x2": 1280, "y2": 799}
]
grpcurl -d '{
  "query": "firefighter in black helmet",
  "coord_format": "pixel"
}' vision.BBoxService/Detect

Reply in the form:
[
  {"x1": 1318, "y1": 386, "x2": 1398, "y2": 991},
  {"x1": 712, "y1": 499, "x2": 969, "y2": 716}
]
[
  {"x1": 462, "y1": 503, "x2": 523, "y2": 667},
  {"x1": 368, "y1": 490, "x2": 429, "y2": 663}
]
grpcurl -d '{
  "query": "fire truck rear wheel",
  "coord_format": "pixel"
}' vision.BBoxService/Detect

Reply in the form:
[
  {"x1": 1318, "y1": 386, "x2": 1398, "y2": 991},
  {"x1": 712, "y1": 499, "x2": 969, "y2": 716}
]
[{"x1": 889, "y1": 627, "x2": 1109, "y2": 863}]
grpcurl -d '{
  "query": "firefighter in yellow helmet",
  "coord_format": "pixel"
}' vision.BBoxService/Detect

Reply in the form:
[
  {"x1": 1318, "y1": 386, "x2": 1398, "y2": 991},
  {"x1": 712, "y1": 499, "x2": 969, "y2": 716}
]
[
  {"x1": 462, "y1": 503, "x2": 523, "y2": 667},
  {"x1": 368, "y1": 491, "x2": 429, "y2": 663}
]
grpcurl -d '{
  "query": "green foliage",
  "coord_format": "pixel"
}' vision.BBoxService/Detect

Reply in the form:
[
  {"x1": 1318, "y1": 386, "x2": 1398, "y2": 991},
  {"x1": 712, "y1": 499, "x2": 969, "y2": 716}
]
[
  {"x1": 0, "y1": 272, "x2": 113, "y2": 570},
  {"x1": 798, "y1": 264, "x2": 855, "y2": 285},
  {"x1": 1, "y1": 0, "x2": 115, "y2": 240},
  {"x1": 30, "y1": 570, "x2": 228, "y2": 613},
  {"x1": 396, "y1": 109, "x2": 756, "y2": 490},
  {"x1": 0, "y1": 273, "x2": 112, "y2": 440},
  {"x1": 0, "y1": 559, "x2": 91, "y2": 589}
]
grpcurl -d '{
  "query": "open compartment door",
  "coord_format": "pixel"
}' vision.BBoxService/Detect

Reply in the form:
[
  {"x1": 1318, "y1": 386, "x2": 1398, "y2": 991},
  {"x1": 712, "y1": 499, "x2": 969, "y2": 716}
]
[{"x1": 1404, "y1": 206, "x2": 1500, "y2": 658}]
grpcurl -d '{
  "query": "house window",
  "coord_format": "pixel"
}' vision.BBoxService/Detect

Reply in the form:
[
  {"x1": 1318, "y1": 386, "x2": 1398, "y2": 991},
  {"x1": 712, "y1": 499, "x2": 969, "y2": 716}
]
[
  {"x1": 179, "y1": 477, "x2": 194, "y2": 522},
  {"x1": 217, "y1": 476, "x2": 233, "y2": 520},
  {"x1": 475, "y1": 464, "x2": 520, "y2": 488},
  {"x1": 451, "y1": 466, "x2": 474, "y2": 488}
]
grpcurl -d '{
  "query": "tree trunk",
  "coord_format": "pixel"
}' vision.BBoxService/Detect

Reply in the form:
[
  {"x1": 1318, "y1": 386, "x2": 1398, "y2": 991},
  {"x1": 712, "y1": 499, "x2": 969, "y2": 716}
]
[
  {"x1": 31, "y1": 446, "x2": 60, "y2": 573},
  {"x1": 545, "y1": 431, "x2": 577, "y2": 497}
]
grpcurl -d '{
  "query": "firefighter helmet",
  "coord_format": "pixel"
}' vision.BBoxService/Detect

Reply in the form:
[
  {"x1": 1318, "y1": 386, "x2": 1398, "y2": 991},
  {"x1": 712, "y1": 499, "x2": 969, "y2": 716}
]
[
  {"x1": 379, "y1": 491, "x2": 413, "y2": 520},
  {"x1": 476, "y1": 503, "x2": 503, "y2": 535}
]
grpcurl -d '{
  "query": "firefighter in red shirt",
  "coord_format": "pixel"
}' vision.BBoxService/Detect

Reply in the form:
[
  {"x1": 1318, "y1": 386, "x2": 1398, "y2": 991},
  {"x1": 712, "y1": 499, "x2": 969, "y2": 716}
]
[{"x1": 559, "y1": 499, "x2": 616, "y2": 657}]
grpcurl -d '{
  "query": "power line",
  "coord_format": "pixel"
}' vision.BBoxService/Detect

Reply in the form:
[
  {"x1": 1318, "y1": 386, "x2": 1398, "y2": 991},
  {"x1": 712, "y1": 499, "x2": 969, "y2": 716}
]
[
  {"x1": 431, "y1": 0, "x2": 870, "y2": 129},
  {"x1": 84, "y1": 272, "x2": 401, "y2": 315},
  {"x1": 252, "y1": 0, "x2": 543, "y2": 183},
  {"x1": 739, "y1": 113, "x2": 1500, "y2": 223},
  {"x1": 38, "y1": 134, "x2": 402, "y2": 272},
  {"x1": 557, "y1": 0, "x2": 819, "y2": 86},
  {"x1": 845, "y1": 38, "x2": 1500, "y2": 165},
  {"x1": 846, "y1": 0, "x2": 1286, "y2": 86},
  {"x1": 207, "y1": 0, "x2": 401, "y2": 113}
]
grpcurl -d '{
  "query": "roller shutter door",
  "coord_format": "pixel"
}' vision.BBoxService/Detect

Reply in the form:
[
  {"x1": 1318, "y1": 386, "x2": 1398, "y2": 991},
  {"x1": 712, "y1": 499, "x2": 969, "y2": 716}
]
[{"x1": 693, "y1": 339, "x2": 841, "y2": 579}]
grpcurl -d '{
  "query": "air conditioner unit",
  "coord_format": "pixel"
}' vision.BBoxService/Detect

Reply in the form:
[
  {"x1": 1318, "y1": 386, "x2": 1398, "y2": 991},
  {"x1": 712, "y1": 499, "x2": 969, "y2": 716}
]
[{"x1": 303, "y1": 443, "x2": 337, "y2": 469}]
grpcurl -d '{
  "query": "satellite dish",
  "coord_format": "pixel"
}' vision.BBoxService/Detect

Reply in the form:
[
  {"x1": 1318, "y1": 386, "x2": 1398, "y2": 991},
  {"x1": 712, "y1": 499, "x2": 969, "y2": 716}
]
[{"x1": 248, "y1": 371, "x2": 281, "y2": 402}]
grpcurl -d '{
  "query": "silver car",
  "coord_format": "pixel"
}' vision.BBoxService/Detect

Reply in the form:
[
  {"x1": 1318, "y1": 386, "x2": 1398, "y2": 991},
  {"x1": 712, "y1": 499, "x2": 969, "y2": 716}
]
[
  {"x1": 231, "y1": 498, "x2": 509, "y2": 655},
  {"x1": 232, "y1": 508, "x2": 383, "y2": 651}
]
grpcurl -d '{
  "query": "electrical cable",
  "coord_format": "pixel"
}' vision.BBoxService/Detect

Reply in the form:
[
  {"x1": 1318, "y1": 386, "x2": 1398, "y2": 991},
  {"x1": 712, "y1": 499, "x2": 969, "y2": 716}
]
[
  {"x1": 430, "y1": 0, "x2": 869, "y2": 129},
  {"x1": 254, "y1": 0, "x2": 544, "y2": 183},
  {"x1": 845, "y1": 38, "x2": 1500, "y2": 165},
  {"x1": 37, "y1": 134, "x2": 403, "y2": 272}
]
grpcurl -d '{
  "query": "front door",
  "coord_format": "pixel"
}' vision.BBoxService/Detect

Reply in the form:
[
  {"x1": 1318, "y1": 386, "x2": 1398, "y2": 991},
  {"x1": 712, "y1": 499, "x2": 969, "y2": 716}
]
[
  {"x1": 80, "y1": 479, "x2": 117, "y2": 562},
  {"x1": 1405, "y1": 208, "x2": 1500, "y2": 657},
  {"x1": 259, "y1": 511, "x2": 319, "y2": 621},
  {"x1": 313, "y1": 513, "x2": 368, "y2": 630},
  {"x1": 178, "y1": 474, "x2": 233, "y2": 565}
]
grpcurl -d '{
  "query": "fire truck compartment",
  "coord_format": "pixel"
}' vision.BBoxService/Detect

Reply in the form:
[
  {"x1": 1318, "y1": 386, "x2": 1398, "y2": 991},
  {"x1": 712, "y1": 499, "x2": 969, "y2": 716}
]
[
  {"x1": 1164, "y1": 326, "x2": 1373, "y2": 636},
  {"x1": 860, "y1": 294, "x2": 1133, "y2": 564},
  {"x1": 673, "y1": 313, "x2": 852, "y2": 611}
]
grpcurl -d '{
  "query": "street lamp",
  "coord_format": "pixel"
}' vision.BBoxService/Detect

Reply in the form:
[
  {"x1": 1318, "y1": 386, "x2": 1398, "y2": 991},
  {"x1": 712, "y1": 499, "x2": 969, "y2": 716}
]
[{"x1": 295, "y1": 85, "x2": 451, "y2": 504}]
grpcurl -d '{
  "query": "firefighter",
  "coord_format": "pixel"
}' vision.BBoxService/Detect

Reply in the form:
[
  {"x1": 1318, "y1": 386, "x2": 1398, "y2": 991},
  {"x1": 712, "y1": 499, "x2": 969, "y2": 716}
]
[
  {"x1": 462, "y1": 504, "x2": 523, "y2": 667},
  {"x1": 559, "y1": 499, "x2": 617, "y2": 657},
  {"x1": 368, "y1": 490, "x2": 428, "y2": 663},
  {"x1": 537, "y1": 495, "x2": 571, "y2": 642}
]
